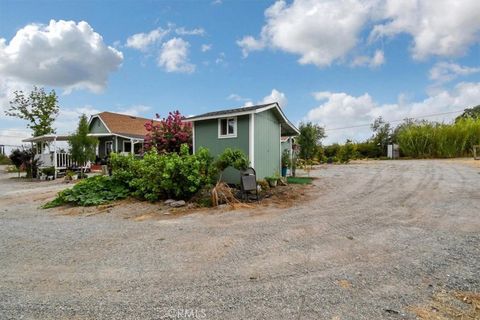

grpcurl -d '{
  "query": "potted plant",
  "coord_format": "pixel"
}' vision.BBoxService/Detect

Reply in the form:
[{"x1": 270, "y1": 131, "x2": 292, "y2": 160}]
[
  {"x1": 281, "y1": 150, "x2": 291, "y2": 177},
  {"x1": 265, "y1": 176, "x2": 278, "y2": 188}
]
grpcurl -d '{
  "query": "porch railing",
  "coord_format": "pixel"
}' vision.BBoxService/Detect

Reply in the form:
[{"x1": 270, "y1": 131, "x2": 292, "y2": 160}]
[{"x1": 35, "y1": 153, "x2": 76, "y2": 169}]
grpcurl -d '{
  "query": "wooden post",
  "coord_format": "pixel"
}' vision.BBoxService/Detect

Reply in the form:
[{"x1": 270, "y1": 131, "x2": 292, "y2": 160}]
[{"x1": 53, "y1": 137, "x2": 57, "y2": 179}]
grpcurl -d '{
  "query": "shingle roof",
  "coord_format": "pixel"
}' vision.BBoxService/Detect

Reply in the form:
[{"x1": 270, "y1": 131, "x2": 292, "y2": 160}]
[
  {"x1": 96, "y1": 112, "x2": 159, "y2": 138},
  {"x1": 185, "y1": 103, "x2": 275, "y2": 120}
]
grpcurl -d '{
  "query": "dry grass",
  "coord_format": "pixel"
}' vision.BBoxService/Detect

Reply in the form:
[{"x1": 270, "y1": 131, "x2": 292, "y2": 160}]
[{"x1": 409, "y1": 291, "x2": 480, "y2": 320}]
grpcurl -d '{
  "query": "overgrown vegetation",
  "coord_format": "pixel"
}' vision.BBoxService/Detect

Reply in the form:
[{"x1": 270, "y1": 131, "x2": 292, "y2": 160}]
[
  {"x1": 144, "y1": 110, "x2": 192, "y2": 153},
  {"x1": 44, "y1": 145, "x2": 251, "y2": 208},
  {"x1": 110, "y1": 144, "x2": 214, "y2": 201},
  {"x1": 9, "y1": 147, "x2": 41, "y2": 178},
  {"x1": 43, "y1": 176, "x2": 129, "y2": 208},
  {"x1": 396, "y1": 118, "x2": 480, "y2": 158}
]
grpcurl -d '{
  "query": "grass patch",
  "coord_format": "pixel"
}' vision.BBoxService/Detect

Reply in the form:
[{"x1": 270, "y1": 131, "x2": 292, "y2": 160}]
[{"x1": 287, "y1": 177, "x2": 313, "y2": 184}]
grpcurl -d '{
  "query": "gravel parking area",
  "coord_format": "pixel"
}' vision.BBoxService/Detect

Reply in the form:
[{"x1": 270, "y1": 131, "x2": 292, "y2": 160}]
[{"x1": 0, "y1": 160, "x2": 479, "y2": 319}]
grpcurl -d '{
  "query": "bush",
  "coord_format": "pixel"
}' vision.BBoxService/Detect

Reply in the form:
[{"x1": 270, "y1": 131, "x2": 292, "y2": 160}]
[
  {"x1": 324, "y1": 144, "x2": 341, "y2": 158},
  {"x1": 111, "y1": 144, "x2": 214, "y2": 201},
  {"x1": 355, "y1": 142, "x2": 381, "y2": 158},
  {"x1": 337, "y1": 141, "x2": 357, "y2": 163},
  {"x1": 44, "y1": 176, "x2": 130, "y2": 208}
]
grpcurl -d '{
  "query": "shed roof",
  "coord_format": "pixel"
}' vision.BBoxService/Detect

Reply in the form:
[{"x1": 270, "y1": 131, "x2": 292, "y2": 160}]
[{"x1": 185, "y1": 102, "x2": 299, "y2": 136}]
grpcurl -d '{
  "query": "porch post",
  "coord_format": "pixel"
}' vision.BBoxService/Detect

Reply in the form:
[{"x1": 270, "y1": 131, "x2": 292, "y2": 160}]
[
  {"x1": 53, "y1": 137, "x2": 57, "y2": 179},
  {"x1": 130, "y1": 139, "x2": 134, "y2": 155}
]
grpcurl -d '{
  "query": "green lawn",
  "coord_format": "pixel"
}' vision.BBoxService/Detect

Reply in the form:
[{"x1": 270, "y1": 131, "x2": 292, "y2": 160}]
[{"x1": 287, "y1": 176, "x2": 313, "y2": 184}]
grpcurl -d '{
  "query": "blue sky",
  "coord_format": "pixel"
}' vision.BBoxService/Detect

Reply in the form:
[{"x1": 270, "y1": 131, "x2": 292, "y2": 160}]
[{"x1": 1, "y1": 0, "x2": 479, "y2": 146}]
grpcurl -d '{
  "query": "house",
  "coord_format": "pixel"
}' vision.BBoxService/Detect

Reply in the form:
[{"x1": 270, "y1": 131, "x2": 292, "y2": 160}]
[
  {"x1": 22, "y1": 111, "x2": 156, "y2": 177},
  {"x1": 186, "y1": 102, "x2": 299, "y2": 183},
  {"x1": 88, "y1": 112, "x2": 156, "y2": 158}
]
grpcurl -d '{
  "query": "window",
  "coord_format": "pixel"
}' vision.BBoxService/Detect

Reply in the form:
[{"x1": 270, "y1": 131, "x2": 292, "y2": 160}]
[
  {"x1": 123, "y1": 141, "x2": 132, "y2": 153},
  {"x1": 218, "y1": 117, "x2": 237, "y2": 138}
]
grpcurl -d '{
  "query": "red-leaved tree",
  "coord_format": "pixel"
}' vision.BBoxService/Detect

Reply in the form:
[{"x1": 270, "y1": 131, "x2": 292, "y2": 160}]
[{"x1": 144, "y1": 110, "x2": 192, "y2": 153}]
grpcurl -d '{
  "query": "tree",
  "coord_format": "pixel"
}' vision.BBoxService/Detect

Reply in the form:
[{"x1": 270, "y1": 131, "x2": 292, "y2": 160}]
[
  {"x1": 455, "y1": 105, "x2": 480, "y2": 122},
  {"x1": 297, "y1": 122, "x2": 326, "y2": 161},
  {"x1": 370, "y1": 116, "x2": 391, "y2": 156},
  {"x1": 144, "y1": 110, "x2": 192, "y2": 153},
  {"x1": 9, "y1": 149, "x2": 24, "y2": 177},
  {"x1": 69, "y1": 114, "x2": 98, "y2": 175},
  {"x1": 6, "y1": 86, "x2": 60, "y2": 137}
]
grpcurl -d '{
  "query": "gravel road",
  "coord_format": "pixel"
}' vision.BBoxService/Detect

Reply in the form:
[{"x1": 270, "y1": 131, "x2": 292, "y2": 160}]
[{"x1": 0, "y1": 160, "x2": 479, "y2": 319}]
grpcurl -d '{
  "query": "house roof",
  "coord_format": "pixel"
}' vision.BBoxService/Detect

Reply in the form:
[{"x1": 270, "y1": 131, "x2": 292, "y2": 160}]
[
  {"x1": 185, "y1": 102, "x2": 299, "y2": 136},
  {"x1": 91, "y1": 112, "x2": 159, "y2": 140}
]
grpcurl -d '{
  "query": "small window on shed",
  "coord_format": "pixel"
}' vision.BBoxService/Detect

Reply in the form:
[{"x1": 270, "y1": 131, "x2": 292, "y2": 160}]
[{"x1": 218, "y1": 117, "x2": 237, "y2": 138}]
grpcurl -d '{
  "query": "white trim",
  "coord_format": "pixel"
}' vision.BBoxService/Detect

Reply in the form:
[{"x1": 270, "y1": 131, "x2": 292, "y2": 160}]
[
  {"x1": 88, "y1": 133, "x2": 144, "y2": 141},
  {"x1": 88, "y1": 114, "x2": 112, "y2": 133},
  {"x1": 249, "y1": 113, "x2": 255, "y2": 167},
  {"x1": 217, "y1": 116, "x2": 237, "y2": 139},
  {"x1": 279, "y1": 123, "x2": 282, "y2": 171},
  {"x1": 115, "y1": 136, "x2": 118, "y2": 152},
  {"x1": 185, "y1": 103, "x2": 300, "y2": 135},
  {"x1": 192, "y1": 123, "x2": 196, "y2": 153}
]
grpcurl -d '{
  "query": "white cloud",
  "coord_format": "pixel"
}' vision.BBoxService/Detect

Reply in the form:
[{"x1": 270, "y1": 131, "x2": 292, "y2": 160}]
[
  {"x1": 211, "y1": 0, "x2": 222, "y2": 5},
  {"x1": 352, "y1": 50, "x2": 385, "y2": 68},
  {"x1": 240, "y1": 89, "x2": 288, "y2": 108},
  {"x1": 126, "y1": 28, "x2": 169, "y2": 51},
  {"x1": 237, "y1": 0, "x2": 372, "y2": 66},
  {"x1": 201, "y1": 44, "x2": 212, "y2": 52},
  {"x1": 305, "y1": 82, "x2": 480, "y2": 144},
  {"x1": 215, "y1": 52, "x2": 226, "y2": 65},
  {"x1": 175, "y1": 27, "x2": 205, "y2": 36},
  {"x1": 370, "y1": 0, "x2": 480, "y2": 59},
  {"x1": 239, "y1": 0, "x2": 480, "y2": 66},
  {"x1": 261, "y1": 89, "x2": 288, "y2": 108},
  {"x1": 429, "y1": 62, "x2": 480, "y2": 85},
  {"x1": 157, "y1": 38, "x2": 195, "y2": 73},
  {"x1": 0, "y1": 20, "x2": 123, "y2": 93}
]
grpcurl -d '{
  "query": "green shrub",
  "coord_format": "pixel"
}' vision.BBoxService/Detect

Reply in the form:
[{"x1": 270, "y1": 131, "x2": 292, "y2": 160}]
[
  {"x1": 337, "y1": 141, "x2": 357, "y2": 163},
  {"x1": 324, "y1": 143, "x2": 341, "y2": 158},
  {"x1": 355, "y1": 142, "x2": 381, "y2": 158},
  {"x1": 111, "y1": 144, "x2": 214, "y2": 201},
  {"x1": 43, "y1": 176, "x2": 130, "y2": 208},
  {"x1": 41, "y1": 166, "x2": 55, "y2": 176}
]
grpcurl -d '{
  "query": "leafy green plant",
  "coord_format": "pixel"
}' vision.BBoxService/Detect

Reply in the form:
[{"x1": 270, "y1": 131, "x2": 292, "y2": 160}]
[
  {"x1": 43, "y1": 176, "x2": 130, "y2": 208},
  {"x1": 337, "y1": 140, "x2": 357, "y2": 163},
  {"x1": 214, "y1": 148, "x2": 249, "y2": 174},
  {"x1": 281, "y1": 149, "x2": 291, "y2": 168},
  {"x1": 110, "y1": 144, "x2": 214, "y2": 201},
  {"x1": 68, "y1": 114, "x2": 98, "y2": 175}
]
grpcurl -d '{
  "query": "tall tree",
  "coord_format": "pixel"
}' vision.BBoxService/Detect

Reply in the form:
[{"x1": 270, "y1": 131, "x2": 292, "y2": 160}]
[
  {"x1": 5, "y1": 86, "x2": 60, "y2": 137},
  {"x1": 297, "y1": 122, "x2": 326, "y2": 161},
  {"x1": 455, "y1": 105, "x2": 480, "y2": 122},
  {"x1": 370, "y1": 116, "x2": 391, "y2": 156},
  {"x1": 69, "y1": 114, "x2": 98, "y2": 175}
]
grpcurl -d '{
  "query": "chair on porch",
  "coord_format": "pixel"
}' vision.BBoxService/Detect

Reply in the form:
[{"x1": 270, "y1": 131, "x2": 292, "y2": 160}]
[{"x1": 240, "y1": 167, "x2": 259, "y2": 201}]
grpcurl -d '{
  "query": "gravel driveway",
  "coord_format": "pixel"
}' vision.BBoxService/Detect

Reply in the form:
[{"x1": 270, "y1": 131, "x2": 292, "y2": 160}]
[{"x1": 0, "y1": 160, "x2": 479, "y2": 319}]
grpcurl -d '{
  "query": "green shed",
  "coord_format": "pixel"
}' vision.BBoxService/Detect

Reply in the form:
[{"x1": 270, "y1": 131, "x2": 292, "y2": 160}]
[{"x1": 186, "y1": 103, "x2": 299, "y2": 184}]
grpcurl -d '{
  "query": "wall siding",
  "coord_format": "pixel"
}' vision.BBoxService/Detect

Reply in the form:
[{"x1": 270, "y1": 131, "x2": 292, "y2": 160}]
[
  {"x1": 194, "y1": 115, "x2": 250, "y2": 184},
  {"x1": 89, "y1": 117, "x2": 109, "y2": 134},
  {"x1": 254, "y1": 109, "x2": 281, "y2": 179}
]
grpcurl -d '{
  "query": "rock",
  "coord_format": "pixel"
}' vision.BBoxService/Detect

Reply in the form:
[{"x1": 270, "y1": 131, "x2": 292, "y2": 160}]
[
  {"x1": 164, "y1": 199, "x2": 175, "y2": 205},
  {"x1": 169, "y1": 200, "x2": 186, "y2": 207}
]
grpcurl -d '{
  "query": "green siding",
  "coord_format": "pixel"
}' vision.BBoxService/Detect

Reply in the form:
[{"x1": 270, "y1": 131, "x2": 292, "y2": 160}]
[
  {"x1": 194, "y1": 115, "x2": 250, "y2": 184},
  {"x1": 254, "y1": 109, "x2": 281, "y2": 179},
  {"x1": 89, "y1": 117, "x2": 109, "y2": 134}
]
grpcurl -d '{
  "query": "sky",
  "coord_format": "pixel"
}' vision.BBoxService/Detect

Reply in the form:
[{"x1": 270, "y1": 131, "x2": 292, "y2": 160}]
[{"x1": 0, "y1": 0, "x2": 479, "y2": 149}]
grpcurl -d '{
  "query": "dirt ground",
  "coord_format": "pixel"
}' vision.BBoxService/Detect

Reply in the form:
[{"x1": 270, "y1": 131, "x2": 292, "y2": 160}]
[{"x1": 0, "y1": 160, "x2": 479, "y2": 319}]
